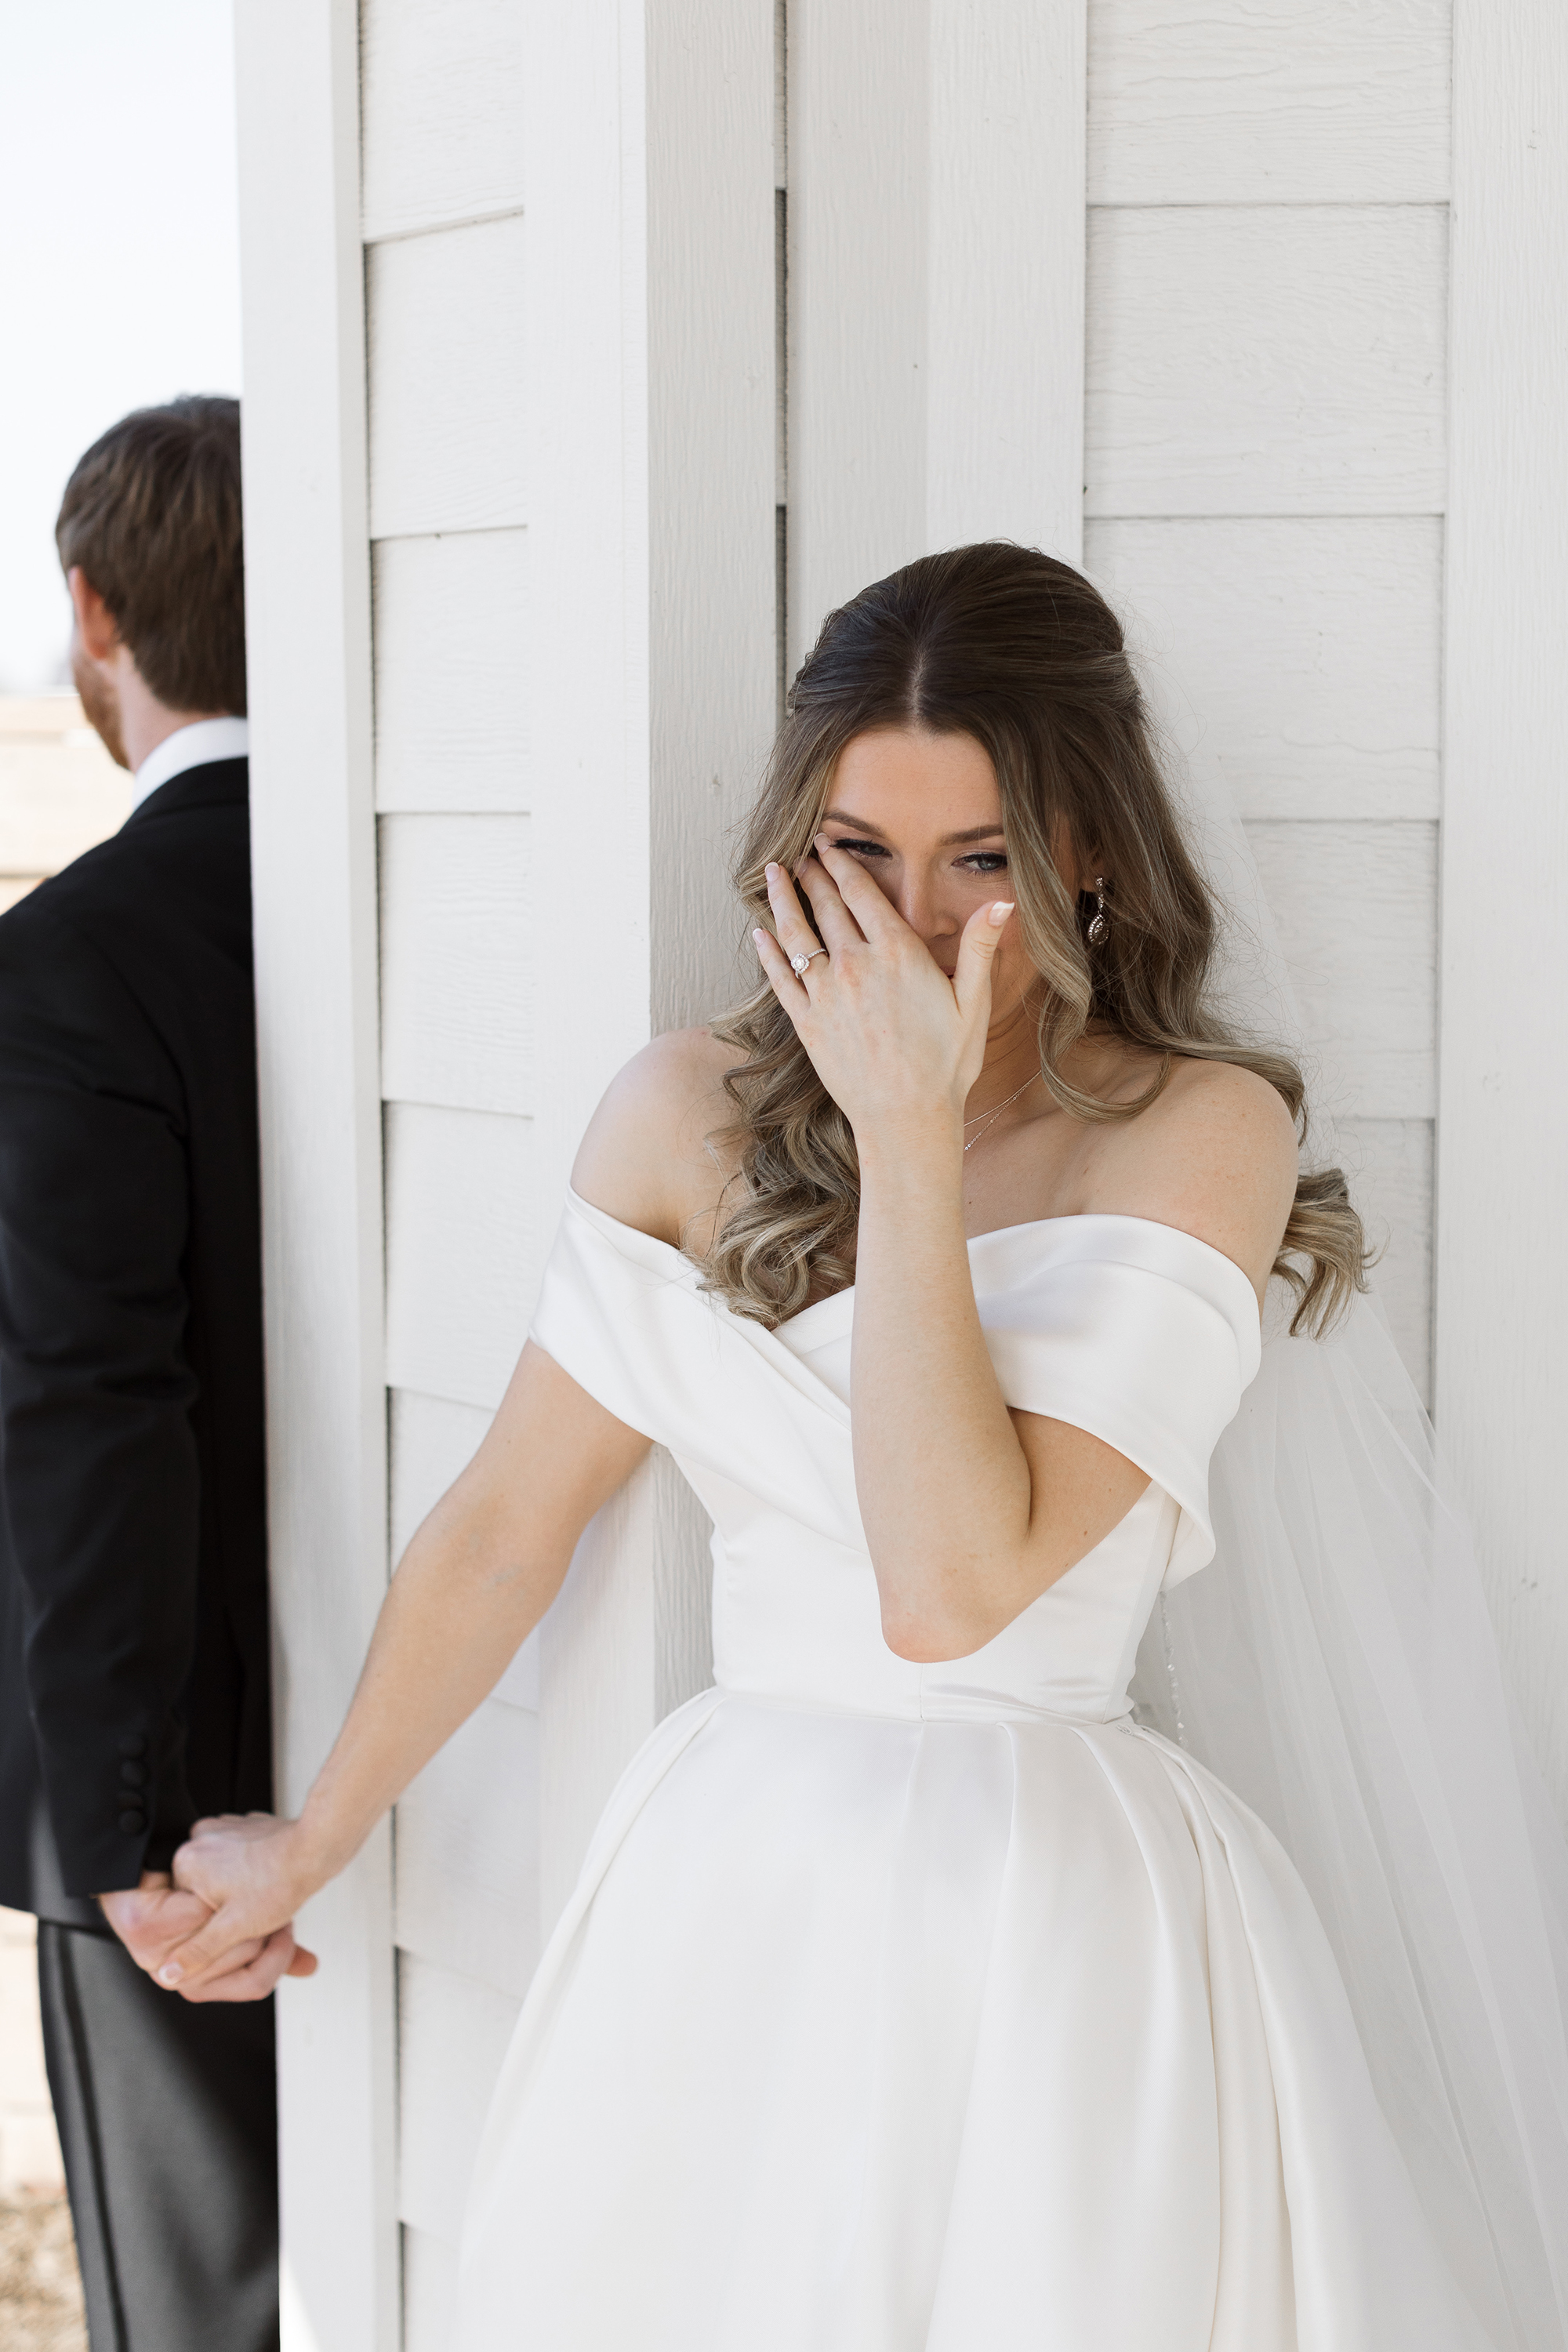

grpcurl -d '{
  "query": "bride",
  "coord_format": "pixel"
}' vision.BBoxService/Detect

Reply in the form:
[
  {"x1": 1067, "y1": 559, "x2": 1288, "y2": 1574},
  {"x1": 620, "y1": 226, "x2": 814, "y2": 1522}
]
[{"x1": 158, "y1": 545, "x2": 1566, "y2": 2347}]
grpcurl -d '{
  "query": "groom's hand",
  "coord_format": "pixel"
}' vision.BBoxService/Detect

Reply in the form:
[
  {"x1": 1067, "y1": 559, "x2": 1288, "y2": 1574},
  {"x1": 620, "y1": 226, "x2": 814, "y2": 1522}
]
[
  {"x1": 98, "y1": 1868, "x2": 290, "y2": 2003},
  {"x1": 159, "y1": 1813, "x2": 320, "y2": 2002}
]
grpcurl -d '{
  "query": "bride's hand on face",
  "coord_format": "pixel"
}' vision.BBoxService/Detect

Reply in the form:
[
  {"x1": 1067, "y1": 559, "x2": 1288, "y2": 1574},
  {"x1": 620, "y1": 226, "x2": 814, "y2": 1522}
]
[
  {"x1": 155, "y1": 1813, "x2": 322, "y2": 2001},
  {"x1": 754, "y1": 837, "x2": 1013, "y2": 1154}
]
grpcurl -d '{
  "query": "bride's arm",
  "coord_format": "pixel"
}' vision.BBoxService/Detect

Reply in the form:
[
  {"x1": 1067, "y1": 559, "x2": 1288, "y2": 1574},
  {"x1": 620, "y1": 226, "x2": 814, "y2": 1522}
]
[
  {"x1": 158, "y1": 1341, "x2": 649, "y2": 1993},
  {"x1": 756, "y1": 841, "x2": 1295, "y2": 1664}
]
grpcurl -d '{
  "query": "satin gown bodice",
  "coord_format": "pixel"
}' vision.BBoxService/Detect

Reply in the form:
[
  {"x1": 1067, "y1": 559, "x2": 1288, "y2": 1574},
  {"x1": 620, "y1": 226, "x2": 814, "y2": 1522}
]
[{"x1": 533, "y1": 1190, "x2": 1261, "y2": 1726}]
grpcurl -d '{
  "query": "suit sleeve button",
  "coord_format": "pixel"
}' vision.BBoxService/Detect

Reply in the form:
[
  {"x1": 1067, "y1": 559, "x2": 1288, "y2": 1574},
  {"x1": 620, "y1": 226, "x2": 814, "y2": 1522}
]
[
  {"x1": 118, "y1": 1762, "x2": 148, "y2": 1788},
  {"x1": 118, "y1": 1809, "x2": 147, "y2": 1835},
  {"x1": 118, "y1": 1735, "x2": 148, "y2": 1759}
]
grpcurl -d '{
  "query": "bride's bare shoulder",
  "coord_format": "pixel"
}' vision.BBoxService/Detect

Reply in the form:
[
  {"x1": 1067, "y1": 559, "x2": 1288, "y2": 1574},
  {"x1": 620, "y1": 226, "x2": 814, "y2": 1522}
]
[
  {"x1": 1085, "y1": 1055, "x2": 1299, "y2": 1300},
  {"x1": 570, "y1": 1027, "x2": 737, "y2": 1247}
]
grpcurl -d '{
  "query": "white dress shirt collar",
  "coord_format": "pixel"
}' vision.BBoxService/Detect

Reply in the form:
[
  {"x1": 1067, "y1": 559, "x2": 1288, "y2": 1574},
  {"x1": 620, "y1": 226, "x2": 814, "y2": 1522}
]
[{"x1": 130, "y1": 717, "x2": 250, "y2": 813}]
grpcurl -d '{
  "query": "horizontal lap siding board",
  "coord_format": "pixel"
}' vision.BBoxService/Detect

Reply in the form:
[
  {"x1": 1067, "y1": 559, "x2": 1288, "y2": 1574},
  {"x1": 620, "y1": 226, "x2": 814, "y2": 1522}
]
[
  {"x1": 361, "y1": 0, "x2": 525, "y2": 242},
  {"x1": 397, "y1": 1951, "x2": 522, "y2": 2244},
  {"x1": 362, "y1": 9, "x2": 547, "y2": 2308},
  {"x1": 1087, "y1": 0, "x2": 1450, "y2": 205},
  {"x1": 1085, "y1": 205, "x2": 1446, "y2": 518},
  {"x1": 1083, "y1": 518, "x2": 1441, "y2": 823},
  {"x1": 379, "y1": 813, "x2": 532, "y2": 1112},
  {"x1": 373, "y1": 531, "x2": 528, "y2": 813},
  {"x1": 1085, "y1": 1, "x2": 1448, "y2": 1408},
  {"x1": 402, "y1": 2227, "x2": 460, "y2": 2352},
  {"x1": 367, "y1": 214, "x2": 527, "y2": 539}
]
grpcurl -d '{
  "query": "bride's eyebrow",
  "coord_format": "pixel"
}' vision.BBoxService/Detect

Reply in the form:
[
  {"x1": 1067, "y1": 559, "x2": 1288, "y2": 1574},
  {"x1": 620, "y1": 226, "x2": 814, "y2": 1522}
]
[{"x1": 820, "y1": 811, "x2": 1007, "y2": 847}]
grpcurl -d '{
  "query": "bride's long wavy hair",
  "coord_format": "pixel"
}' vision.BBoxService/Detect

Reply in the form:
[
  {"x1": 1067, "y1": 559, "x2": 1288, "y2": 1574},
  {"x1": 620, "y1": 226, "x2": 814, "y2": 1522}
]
[{"x1": 695, "y1": 543, "x2": 1367, "y2": 1335}]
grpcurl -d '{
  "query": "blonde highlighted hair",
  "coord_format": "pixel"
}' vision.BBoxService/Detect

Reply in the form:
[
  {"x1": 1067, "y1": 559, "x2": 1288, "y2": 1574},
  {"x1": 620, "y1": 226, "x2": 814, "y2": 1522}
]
[{"x1": 694, "y1": 543, "x2": 1367, "y2": 1335}]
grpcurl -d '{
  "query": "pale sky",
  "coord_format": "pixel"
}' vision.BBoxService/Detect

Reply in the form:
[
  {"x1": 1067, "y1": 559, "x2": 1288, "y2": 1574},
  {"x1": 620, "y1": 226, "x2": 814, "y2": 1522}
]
[{"x1": 0, "y1": 2, "x2": 241, "y2": 692}]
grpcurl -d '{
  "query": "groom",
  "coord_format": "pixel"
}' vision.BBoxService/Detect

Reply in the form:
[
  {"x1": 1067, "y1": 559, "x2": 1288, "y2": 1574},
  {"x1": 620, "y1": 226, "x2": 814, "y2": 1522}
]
[{"x1": 0, "y1": 398, "x2": 290, "y2": 2350}]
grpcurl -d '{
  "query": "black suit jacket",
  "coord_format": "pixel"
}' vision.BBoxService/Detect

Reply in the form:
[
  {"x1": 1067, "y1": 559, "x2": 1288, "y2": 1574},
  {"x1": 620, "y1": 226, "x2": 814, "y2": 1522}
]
[{"x1": 0, "y1": 759, "x2": 269, "y2": 1930}]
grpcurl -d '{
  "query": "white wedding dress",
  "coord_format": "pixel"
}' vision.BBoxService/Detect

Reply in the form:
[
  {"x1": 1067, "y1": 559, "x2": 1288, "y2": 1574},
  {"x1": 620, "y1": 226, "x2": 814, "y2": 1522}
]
[{"x1": 449, "y1": 1189, "x2": 1494, "y2": 2350}]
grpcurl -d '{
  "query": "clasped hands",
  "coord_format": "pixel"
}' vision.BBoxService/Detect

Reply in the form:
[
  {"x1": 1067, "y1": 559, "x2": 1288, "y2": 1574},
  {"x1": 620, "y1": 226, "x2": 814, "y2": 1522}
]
[{"x1": 100, "y1": 1814, "x2": 318, "y2": 2003}]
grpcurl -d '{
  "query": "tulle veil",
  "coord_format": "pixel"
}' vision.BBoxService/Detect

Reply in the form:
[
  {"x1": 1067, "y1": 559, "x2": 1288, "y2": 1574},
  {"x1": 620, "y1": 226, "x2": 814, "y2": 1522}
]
[{"x1": 1126, "y1": 742, "x2": 1568, "y2": 2348}]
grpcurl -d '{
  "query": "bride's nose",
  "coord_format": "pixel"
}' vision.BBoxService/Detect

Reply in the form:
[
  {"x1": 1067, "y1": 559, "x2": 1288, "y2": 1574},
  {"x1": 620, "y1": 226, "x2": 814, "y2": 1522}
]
[{"x1": 891, "y1": 870, "x2": 959, "y2": 943}]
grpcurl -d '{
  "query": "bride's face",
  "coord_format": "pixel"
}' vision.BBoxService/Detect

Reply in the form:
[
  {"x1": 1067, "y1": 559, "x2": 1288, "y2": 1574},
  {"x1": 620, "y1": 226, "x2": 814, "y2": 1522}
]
[{"x1": 820, "y1": 724, "x2": 1066, "y2": 1029}]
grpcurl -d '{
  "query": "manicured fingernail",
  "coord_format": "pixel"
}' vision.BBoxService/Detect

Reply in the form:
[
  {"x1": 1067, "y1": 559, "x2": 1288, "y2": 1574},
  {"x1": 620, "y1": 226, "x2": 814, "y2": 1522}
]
[
  {"x1": 158, "y1": 1963, "x2": 182, "y2": 1985},
  {"x1": 764, "y1": 862, "x2": 779, "y2": 883},
  {"x1": 989, "y1": 901, "x2": 1014, "y2": 925},
  {"x1": 752, "y1": 928, "x2": 768, "y2": 954}
]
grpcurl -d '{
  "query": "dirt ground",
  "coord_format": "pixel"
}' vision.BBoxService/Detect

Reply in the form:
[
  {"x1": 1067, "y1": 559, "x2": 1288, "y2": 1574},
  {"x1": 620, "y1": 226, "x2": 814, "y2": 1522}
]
[{"x1": 0, "y1": 2196, "x2": 86, "y2": 2351}]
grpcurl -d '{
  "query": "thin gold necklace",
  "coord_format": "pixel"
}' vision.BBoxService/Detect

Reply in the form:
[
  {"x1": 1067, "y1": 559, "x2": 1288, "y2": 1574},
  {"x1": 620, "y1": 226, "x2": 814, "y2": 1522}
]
[{"x1": 962, "y1": 1069, "x2": 1042, "y2": 1154}]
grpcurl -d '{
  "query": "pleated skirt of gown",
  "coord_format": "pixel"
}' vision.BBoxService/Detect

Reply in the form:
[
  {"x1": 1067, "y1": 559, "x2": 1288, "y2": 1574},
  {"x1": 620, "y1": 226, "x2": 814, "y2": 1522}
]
[{"x1": 450, "y1": 1690, "x2": 1487, "y2": 2352}]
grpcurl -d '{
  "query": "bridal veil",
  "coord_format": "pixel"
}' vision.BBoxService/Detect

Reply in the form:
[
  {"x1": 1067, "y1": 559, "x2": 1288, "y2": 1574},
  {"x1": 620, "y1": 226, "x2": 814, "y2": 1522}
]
[{"x1": 1127, "y1": 720, "x2": 1568, "y2": 2348}]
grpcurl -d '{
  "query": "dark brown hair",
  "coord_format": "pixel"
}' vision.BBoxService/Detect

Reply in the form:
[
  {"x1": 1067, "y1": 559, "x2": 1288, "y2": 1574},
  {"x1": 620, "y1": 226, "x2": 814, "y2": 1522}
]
[
  {"x1": 56, "y1": 396, "x2": 246, "y2": 715},
  {"x1": 698, "y1": 542, "x2": 1367, "y2": 1334}
]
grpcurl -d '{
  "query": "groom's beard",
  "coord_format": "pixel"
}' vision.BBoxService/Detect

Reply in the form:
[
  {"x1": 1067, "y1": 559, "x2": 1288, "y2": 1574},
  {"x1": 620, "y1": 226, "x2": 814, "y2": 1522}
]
[{"x1": 71, "y1": 639, "x2": 129, "y2": 770}]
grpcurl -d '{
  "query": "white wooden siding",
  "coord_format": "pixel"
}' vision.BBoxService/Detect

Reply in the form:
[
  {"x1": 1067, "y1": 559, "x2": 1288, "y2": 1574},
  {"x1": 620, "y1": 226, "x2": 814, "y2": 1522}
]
[
  {"x1": 397, "y1": 1951, "x2": 522, "y2": 2244},
  {"x1": 361, "y1": 0, "x2": 525, "y2": 242},
  {"x1": 1088, "y1": 0, "x2": 1450, "y2": 205},
  {"x1": 786, "y1": 0, "x2": 1087, "y2": 672},
  {"x1": 379, "y1": 815, "x2": 532, "y2": 1114},
  {"x1": 1084, "y1": 518, "x2": 1441, "y2": 823},
  {"x1": 372, "y1": 530, "x2": 528, "y2": 813},
  {"x1": 383, "y1": 1102, "x2": 536, "y2": 1410},
  {"x1": 401, "y1": 2227, "x2": 460, "y2": 2352},
  {"x1": 1086, "y1": 205, "x2": 1446, "y2": 518},
  {"x1": 234, "y1": 2, "x2": 399, "y2": 2343},
  {"x1": 395, "y1": 1698, "x2": 540, "y2": 1998},
  {"x1": 1083, "y1": 2, "x2": 1449, "y2": 1405},
  {"x1": 1438, "y1": 0, "x2": 1568, "y2": 1807},
  {"x1": 367, "y1": 214, "x2": 528, "y2": 539}
]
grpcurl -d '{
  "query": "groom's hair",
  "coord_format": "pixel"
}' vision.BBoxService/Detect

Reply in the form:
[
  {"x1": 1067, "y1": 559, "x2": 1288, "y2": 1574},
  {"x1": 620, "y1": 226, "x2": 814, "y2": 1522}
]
[{"x1": 56, "y1": 395, "x2": 246, "y2": 717}]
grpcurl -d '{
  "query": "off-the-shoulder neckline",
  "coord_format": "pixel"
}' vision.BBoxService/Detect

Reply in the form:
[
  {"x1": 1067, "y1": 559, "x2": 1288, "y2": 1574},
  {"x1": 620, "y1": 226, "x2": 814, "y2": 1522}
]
[{"x1": 563, "y1": 1186, "x2": 1264, "y2": 1342}]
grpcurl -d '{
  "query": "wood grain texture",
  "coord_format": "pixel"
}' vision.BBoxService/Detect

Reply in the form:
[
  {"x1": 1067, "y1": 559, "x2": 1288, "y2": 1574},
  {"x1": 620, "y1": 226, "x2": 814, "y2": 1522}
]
[
  {"x1": 1086, "y1": 205, "x2": 1447, "y2": 517},
  {"x1": 368, "y1": 213, "x2": 526, "y2": 539},
  {"x1": 396, "y1": 1697, "x2": 540, "y2": 1997},
  {"x1": 233, "y1": 2, "x2": 397, "y2": 2342},
  {"x1": 361, "y1": 0, "x2": 524, "y2": 242},
  {"x1": 788, "y1": 0, "x2": 1086, "y2": 673},
  {"x1": 383, "y1": 1102, "x2": 537, "y2": 1411},
  {"x1": 1084, "y1": 517, "x2": 1442, "y2": 819},
  {"x1": 1337, "y1": 1116, "x2": 1433, "y2": 1405},
  {"x1": 401, "y1": 2227, "x2": 459, "y2": 2352},
  {"x1": 1438, "y1": 0, "x2": 1568, "y2": 1811},
  {"x1": 924, "y1": 0, "x2": 1087, "y2": 561},
  {"x1": 648, "y1": 0, "x2": 779, "y2": 1031},
  {"x1": 379, "y1": 813, "x2": 532, "y2": 1114},
  {"x1": 1246, "y1": 820, "x2": 1436, "y2": 1120},
  {"x1": 397, "y1": 1952, "x2": 521, "y2": 2243},
  {"x1": 387, "y1": 1388, "x2": 538, "y2": 1705},
  {"x1": 373, "y1": 529, "x2": 528, "y2": 813},
  {"x1": 1089, "y1": 0, "x2": 1450, "y2": 205}
]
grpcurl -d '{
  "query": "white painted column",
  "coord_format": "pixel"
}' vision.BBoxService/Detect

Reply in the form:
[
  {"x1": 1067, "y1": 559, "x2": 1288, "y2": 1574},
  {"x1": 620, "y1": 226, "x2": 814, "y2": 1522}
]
[
  {"x1": 788, "y1": 0, "x2": 1086, "y2": 674},
  {"x1": 528, "y1": 0, "x2": 779, "y2": 1929},
  {"x1": 1438, "y1": 0, "x2": 1568, "y2": 1814},
  {"x1": 232, "y1": 0, "x2": 397, "y2": 2346}
]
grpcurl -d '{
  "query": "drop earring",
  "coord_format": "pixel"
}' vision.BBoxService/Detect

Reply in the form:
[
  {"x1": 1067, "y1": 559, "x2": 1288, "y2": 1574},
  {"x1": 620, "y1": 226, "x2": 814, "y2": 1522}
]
[{"x1": 1087, "y1": 877, "x2": 1110, "y2": 948}]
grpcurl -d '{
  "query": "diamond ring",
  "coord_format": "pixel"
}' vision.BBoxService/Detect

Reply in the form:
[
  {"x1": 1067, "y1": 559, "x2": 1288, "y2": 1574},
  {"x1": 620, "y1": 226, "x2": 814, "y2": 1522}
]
[{"x1": 790, "y1": 949, "x2": 828, "y2": 978}]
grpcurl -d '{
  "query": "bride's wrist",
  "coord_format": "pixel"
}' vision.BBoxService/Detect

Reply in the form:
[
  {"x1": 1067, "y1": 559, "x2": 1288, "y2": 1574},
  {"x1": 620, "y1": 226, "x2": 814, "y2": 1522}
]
[
  {"x1": 854, "y1": 1108, "x2": 965, "y2": 1195},
  {"x1": 290, "y1": 1800, "x2": 365, "y2": 1897}
]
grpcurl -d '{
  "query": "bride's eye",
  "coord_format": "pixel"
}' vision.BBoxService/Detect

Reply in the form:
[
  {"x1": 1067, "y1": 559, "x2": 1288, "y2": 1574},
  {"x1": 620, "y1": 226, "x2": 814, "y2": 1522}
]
[
  {"x1": 958, "y1": 851, "x2": 1010, "y2": 876},
  {"x1": 826, "y1": 836, "x2": 890, "y2": 861}
]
